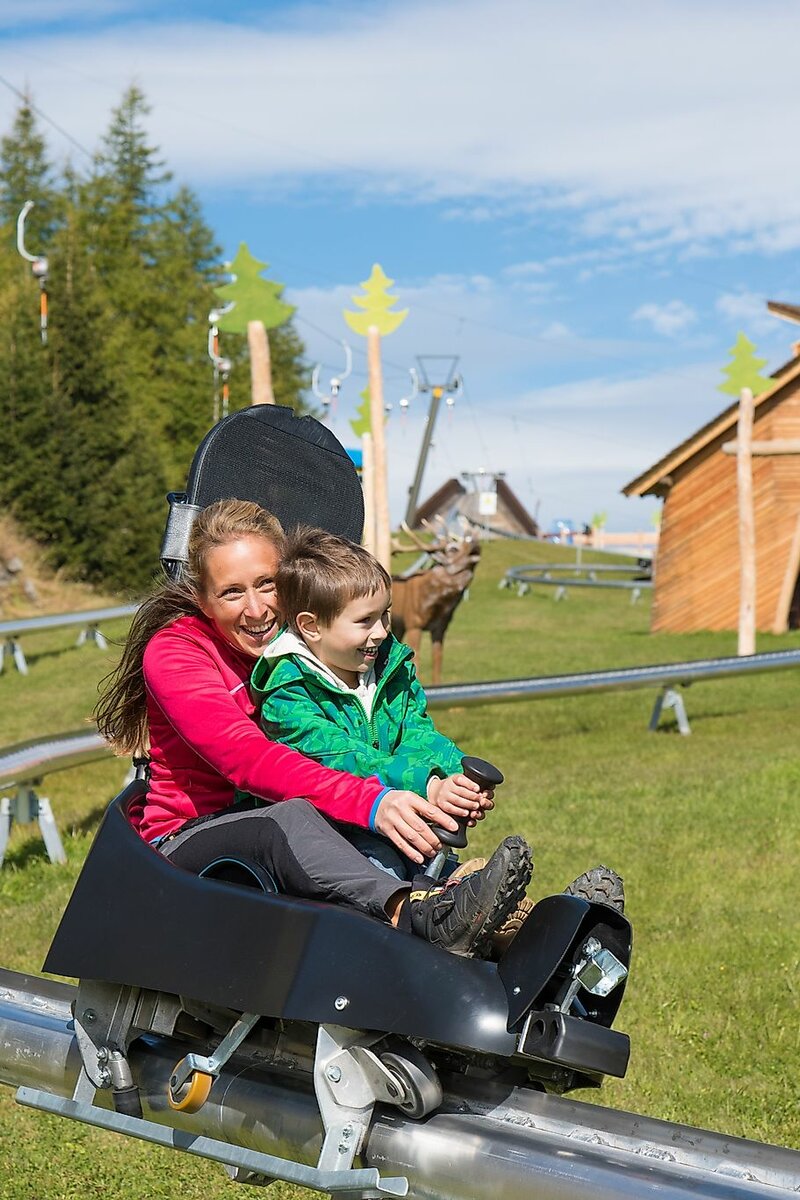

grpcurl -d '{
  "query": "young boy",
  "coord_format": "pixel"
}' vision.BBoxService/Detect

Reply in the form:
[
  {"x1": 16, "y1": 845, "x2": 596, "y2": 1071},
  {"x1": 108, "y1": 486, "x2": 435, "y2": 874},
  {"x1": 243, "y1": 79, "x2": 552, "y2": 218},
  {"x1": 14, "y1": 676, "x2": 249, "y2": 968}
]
[{"x1": 250, "y1": 527, "x2": 623, "y2": 944}]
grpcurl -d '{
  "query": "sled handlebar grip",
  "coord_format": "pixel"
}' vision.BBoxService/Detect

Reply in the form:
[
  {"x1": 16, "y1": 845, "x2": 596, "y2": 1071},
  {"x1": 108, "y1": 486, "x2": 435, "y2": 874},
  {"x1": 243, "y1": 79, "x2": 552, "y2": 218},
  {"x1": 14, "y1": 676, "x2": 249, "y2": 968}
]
[{"x1": 429, "y1": 756, "x2": 504, "y2": 850}]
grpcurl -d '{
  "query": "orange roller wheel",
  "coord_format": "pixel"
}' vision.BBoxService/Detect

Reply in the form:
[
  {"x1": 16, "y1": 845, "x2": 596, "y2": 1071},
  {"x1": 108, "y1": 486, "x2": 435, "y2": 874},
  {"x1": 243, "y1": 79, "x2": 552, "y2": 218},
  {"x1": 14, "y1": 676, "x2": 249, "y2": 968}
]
[{"x1": 167, "y1": 1068, "x2": 213, "y2": 1113}]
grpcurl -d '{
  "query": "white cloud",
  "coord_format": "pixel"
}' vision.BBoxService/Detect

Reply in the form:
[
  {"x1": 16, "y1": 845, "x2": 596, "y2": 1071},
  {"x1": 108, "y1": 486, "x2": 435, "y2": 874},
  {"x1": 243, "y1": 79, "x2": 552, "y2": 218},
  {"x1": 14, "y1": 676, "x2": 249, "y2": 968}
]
[
  {"x1": 285, "y1": 272, "x2": 723, "y2": 530},
  {"x1": 632, "y1": 300, "x2": 696, "y2": 337},
  {"x1": 715, "y1": 289, "x2": 780, "y2": 336},
  {"x1": 3, "y1": 0, "x2": 800, "y2": 250}
]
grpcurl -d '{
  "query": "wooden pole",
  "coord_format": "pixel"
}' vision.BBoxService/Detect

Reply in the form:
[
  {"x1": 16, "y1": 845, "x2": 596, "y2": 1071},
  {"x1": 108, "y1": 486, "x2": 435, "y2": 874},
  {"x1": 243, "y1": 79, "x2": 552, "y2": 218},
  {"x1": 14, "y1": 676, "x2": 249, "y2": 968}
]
[
  {"x1": 248, "y1": 320, "x2": 275, "y2": 406},
  {"x1": 737, "y1": 387, "x2": 756, "y2": 656},
  {"x1": 772, "y1": 511, "x2": 800, "y2": 634},
  {"x1": 367, "y1": 325, "x2": 391, "y2": 570},
  {"x1": 361, "y1": 431, "x2": 376, "y2": 556}
]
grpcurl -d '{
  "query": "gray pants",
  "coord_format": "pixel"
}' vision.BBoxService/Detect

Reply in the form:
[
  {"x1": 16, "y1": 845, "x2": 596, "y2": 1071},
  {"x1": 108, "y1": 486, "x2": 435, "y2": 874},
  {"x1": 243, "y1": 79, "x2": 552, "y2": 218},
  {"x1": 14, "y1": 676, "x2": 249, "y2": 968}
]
[{"x1": 159, "y1": 797, "x2": 410, "y2": 921}]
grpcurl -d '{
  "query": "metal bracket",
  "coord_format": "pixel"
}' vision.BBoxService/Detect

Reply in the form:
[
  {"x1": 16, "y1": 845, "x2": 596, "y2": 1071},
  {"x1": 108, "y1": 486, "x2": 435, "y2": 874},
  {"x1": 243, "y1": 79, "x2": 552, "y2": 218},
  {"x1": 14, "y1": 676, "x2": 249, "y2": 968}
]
[
  {"x1": 0, "y1": 785, "x2": 65, "y2": 867},
  {"x1": 649, "y1": 687, "x2": 691, "y2": 736},
  {"x1": 72, "y1": 981, "x2": 158, "y2": 1091},
  {"x1": 170, "y1": 1011, "x2": 261, "y2": 1093},
  {"x1": 314, "y1": 1025, "x2": 405, "y2": 1175},
  {"x1": 17, "y1": 1087, "x2": 408, "y2": 1199}
]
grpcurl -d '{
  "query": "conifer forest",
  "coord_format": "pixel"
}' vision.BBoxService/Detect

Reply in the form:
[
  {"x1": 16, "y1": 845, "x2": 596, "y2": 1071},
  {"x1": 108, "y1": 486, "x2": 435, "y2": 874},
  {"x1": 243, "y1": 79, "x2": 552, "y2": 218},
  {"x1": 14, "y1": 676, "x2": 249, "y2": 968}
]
[{"x1": 0, "y1": 87, "x2": 309, "y2": 594}]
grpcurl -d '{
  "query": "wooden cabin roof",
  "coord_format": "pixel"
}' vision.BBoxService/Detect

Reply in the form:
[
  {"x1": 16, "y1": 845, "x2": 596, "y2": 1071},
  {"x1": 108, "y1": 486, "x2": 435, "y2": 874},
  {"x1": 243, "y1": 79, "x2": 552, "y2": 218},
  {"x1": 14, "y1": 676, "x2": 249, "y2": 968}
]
[
  {"x1": 622, "y1": 349, "x2": 800, "y2": 499},
  {"x1": 767, "y1": 300, "x2": 800, "y2": 325},
  {"x1": 495, "y1": 478, "x2": 540, "y2": 536}
]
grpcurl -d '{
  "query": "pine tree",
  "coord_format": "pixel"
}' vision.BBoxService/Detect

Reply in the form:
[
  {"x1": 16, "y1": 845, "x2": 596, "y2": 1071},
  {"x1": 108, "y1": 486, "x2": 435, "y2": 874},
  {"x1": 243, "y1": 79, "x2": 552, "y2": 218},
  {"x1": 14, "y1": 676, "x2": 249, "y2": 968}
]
[
  {"x1": 7, "y1": 206, "x2": 166, "y2": 591},
  {"x1": 718, "y1": 332, "x2": 771, "y2": 397},
  {"x1": 0, "y1": 96, "x2": 59, "y2": 245},
  {"x1": 343, "y1": 264, "x2": 408, "y2": 336},
  {"x1": 350, "y1": 385, "x2": 373, "y2": 438}
]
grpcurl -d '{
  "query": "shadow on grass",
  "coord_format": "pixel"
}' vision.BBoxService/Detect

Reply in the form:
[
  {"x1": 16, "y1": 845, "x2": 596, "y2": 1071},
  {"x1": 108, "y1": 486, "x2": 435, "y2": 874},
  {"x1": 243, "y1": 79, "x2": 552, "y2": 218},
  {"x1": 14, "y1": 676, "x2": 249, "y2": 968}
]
[
  {"x1": 70, "y1": 803, "x2": 110, "y2": 837},
  {"x1": 2, "y1": 837, "x2": 57, "y2": 870}
]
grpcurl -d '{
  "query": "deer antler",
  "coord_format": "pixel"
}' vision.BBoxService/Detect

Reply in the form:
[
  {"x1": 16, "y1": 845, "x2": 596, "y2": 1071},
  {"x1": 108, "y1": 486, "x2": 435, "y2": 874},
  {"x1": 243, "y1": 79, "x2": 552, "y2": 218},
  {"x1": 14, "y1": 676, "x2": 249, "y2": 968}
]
[{"x1": 395, "y1": 521, "x2": 448, "y2": 554}]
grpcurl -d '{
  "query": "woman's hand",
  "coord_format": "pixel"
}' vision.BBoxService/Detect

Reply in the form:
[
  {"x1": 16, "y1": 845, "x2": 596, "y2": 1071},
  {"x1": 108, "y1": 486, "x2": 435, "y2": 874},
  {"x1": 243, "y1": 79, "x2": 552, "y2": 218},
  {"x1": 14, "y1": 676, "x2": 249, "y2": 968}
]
[
  {"x1": 373, "y1": 790, "x2": 458, "y2": 864},
  {"x1": 426, "y1": 773, "x2": 495, "y2": 825}
]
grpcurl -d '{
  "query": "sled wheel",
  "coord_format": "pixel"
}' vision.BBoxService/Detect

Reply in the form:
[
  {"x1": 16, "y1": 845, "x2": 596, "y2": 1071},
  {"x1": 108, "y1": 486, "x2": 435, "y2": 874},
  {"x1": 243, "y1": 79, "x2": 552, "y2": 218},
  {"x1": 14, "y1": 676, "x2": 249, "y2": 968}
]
[
  {"x1": 380, "y1": 1046, "x2": 442, "y2": 1118},
  {"x1": 167, "y1": 1068, "x2": 213, "y2": 1113}
]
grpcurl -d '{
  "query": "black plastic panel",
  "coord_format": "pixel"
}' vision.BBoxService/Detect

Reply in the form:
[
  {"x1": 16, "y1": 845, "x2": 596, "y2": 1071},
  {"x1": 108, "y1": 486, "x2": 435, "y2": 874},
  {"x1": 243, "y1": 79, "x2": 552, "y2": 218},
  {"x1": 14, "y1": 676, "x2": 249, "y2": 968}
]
[
  {"x1": 186, "y1": 406, "x2": 364, "y2": 542},
  {"x1": 44, "y1": 788, "x2": 518, "y2": 1058}
]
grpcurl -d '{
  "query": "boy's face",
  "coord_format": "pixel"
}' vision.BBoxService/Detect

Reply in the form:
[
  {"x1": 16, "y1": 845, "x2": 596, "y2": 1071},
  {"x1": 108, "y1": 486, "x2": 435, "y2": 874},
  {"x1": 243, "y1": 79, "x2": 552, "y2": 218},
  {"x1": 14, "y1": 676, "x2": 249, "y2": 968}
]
[{"x1": 299, "y1": 587, "x2": 391, "y2": 686}]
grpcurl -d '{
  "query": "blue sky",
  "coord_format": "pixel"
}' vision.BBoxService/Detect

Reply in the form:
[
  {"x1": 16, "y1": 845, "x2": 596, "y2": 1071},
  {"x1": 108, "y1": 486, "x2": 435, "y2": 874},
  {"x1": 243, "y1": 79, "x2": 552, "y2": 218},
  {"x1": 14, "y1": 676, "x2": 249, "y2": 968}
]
[{"x1": 2, "y1": 0, "x2": 799, "y2": 531}]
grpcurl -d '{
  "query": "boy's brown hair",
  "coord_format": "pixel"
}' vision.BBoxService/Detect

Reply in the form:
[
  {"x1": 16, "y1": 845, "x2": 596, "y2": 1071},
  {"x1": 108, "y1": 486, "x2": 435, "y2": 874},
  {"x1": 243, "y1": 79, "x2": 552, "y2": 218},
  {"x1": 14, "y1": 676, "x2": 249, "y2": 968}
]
[{"x1": 278, "y1": 526, "x2": 391, "y2": 628}]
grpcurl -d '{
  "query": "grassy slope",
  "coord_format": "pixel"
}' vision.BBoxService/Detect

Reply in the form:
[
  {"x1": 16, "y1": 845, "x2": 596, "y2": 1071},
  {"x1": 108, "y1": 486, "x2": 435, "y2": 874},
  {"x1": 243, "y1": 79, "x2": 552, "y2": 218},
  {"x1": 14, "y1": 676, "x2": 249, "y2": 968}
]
[{"x1": 0, "y1": 539, "x2": 798, "y2": 1197}]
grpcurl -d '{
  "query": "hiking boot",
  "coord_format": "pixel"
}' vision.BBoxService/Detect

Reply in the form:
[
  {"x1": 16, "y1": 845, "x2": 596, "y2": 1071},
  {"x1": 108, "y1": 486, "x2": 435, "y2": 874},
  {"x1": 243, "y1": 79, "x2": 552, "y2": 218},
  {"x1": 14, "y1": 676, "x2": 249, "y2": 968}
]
[
  {"x1": 449, "y1": 855, "x2": 534, "y2": 957},
  {"x1": 490, "y1": 896, "x2": 535, "y2": 955},
  {"x1": 407, "y1": 836, "x2": 533, "y2": 957},
  {"x1": 564, "y1": 864, "x2": 625, "y2": 913}
]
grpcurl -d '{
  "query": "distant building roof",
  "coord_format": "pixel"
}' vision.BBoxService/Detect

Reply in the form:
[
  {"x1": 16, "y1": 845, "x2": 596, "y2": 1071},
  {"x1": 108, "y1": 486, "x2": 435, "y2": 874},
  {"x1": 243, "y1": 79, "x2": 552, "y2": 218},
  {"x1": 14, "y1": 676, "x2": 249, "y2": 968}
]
[{"x1": 411, "y1": 477, "x2": 539, "y2": 537}]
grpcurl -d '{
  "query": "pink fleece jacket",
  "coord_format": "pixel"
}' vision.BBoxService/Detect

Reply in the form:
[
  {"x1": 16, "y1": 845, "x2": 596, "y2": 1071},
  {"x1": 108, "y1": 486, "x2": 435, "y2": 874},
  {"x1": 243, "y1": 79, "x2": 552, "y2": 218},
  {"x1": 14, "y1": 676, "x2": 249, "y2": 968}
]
[{"x1": 137, "y1": 614, "x2": 386, "y2": 843}]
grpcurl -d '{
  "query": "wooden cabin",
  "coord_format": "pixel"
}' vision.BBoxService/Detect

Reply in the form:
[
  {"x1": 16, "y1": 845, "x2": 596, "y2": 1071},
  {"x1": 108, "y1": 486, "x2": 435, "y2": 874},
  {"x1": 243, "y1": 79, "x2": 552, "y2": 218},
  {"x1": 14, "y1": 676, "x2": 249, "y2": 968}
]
[
  {"x1": 623, "y1": 341, "x2": 800, "y2": 634},
  {"x1": 412, "y1": 477, "x2": 539, "y2": 537}
]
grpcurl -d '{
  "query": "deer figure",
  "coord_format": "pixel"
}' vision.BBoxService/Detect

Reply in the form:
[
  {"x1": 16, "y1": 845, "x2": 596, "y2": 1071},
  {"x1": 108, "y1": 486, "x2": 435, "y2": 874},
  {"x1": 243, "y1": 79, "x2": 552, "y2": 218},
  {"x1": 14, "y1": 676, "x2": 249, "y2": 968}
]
[{"x1": 390, "y1": 523, "x2": 481, "y2": 685}]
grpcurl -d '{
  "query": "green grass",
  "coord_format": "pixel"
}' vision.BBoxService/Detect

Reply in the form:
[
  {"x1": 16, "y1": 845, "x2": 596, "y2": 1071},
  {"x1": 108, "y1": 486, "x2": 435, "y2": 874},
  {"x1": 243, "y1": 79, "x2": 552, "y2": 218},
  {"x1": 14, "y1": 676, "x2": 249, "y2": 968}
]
[{"x1": 0, "y1": 539, "x2": 798, "y2": 1196}]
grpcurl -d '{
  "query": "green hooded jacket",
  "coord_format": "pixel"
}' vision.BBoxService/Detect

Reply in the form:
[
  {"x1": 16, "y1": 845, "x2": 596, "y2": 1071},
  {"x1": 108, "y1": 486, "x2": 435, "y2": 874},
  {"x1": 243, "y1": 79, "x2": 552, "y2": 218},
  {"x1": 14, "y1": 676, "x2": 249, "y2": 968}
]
[{"x1": 250, "y1": 629, "x2": 464, "y2": 802}]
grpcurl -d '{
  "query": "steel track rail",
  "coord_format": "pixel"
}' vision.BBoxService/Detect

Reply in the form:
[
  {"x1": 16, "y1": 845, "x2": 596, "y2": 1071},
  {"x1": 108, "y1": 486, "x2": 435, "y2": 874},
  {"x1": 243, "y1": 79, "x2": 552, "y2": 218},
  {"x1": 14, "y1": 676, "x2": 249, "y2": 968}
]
[
  {"x1": 2, "y1": 648, "x2": 799, "y2": 791},
  {"x1": 0, "y1": 969, "x2": 798, "y2": 1198}
]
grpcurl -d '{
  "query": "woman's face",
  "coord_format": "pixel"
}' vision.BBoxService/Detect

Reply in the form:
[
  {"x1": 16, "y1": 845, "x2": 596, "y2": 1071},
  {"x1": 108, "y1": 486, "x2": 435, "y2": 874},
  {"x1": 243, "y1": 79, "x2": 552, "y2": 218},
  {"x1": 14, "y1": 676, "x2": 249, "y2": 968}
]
[{"x1": 199, "y1": 535, "x2": 282, "y2": 657}]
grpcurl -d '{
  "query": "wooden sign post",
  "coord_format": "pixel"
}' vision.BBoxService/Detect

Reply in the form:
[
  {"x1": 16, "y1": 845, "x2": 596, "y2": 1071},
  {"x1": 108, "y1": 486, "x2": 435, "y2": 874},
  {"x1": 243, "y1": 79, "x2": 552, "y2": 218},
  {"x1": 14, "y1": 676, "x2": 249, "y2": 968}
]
[
  {"x1": 215, "y1": 244, "x2": 294, "y2": 410},
  {"x1": 722, "y1": 387, "x2": 800, "y2": 651},
  {"x1": 735, "y1": 387, "x2": 756, "y2": 656},
  {"x1": 344, "y1": 265, "x2": 409, "y2": 568}
]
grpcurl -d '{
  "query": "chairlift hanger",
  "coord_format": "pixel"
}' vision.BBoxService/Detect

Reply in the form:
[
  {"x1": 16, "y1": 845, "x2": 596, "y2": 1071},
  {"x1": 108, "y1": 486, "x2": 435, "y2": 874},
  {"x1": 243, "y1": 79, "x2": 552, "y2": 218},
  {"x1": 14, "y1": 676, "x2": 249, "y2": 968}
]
[
  {"x1": 312, "y1": 340, "x2": 352, "y2": 415},
  {"x1": 208, "y1": 306, "x2": 234, "y2": 423},
  {"x1": 17, "y1": 200, "x2": 48, "y2": 345}
]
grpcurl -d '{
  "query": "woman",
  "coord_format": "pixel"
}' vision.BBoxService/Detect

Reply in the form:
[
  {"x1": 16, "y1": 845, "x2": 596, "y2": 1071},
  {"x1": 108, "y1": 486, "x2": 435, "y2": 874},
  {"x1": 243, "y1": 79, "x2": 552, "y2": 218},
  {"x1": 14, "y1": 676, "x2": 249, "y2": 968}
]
[{"x1": 95, "y1": 499, "x2": 533, "y2": 959}]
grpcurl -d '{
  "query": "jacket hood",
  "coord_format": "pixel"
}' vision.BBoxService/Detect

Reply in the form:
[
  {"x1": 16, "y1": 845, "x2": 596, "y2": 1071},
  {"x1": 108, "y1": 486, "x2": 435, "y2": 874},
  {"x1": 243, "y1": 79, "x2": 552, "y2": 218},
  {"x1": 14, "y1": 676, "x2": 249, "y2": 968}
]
[{"x1": 251, "y1": 627, "x2": 411, "y2": 696}]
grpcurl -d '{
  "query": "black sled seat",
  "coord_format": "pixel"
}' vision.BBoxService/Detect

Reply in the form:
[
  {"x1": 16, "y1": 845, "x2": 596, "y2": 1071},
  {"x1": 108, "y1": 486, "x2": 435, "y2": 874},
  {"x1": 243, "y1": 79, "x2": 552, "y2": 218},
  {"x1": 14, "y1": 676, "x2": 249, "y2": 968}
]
[{"x1": 45, "y1": 781, "x2": 631, "y2": 1081}]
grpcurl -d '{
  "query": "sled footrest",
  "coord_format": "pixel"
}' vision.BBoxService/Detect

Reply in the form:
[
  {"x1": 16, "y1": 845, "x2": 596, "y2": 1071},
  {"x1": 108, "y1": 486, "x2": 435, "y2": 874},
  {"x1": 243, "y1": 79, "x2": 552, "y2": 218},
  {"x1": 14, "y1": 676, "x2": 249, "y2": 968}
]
[{"x1": 16, "y1": 1086, "x2": 408, "y2": 1199}]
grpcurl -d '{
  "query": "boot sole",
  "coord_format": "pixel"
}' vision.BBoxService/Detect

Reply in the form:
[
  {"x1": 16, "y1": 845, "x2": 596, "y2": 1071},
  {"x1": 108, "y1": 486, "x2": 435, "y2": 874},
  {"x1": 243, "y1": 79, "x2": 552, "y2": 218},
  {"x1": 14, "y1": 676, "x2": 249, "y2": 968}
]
[
  {"x1": 564, "y1": 865, "x2": 625, "y2": 913},
  {"x1": 470, "y1": 836, "x2": 533, "y2": 958}
]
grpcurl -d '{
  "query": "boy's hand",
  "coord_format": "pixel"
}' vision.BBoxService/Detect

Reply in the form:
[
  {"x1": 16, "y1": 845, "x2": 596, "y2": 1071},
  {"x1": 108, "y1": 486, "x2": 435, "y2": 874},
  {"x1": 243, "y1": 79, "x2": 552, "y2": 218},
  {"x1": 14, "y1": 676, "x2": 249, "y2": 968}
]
[
  {"x1": 427, "y1": 773, "x2": 495, "y2": 825},
  {"x1": 374, "y1": 790, "x2": 458, "y2": 864}
]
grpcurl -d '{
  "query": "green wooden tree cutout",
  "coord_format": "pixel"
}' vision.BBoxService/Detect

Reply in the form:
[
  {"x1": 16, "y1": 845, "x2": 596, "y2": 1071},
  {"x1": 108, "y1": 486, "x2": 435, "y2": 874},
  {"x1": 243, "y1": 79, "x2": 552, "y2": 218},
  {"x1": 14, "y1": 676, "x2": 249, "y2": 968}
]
[
  {"x1": 343, "y1": 264, "x2": 408, "y2": 337},
  {"x1": 718, "y1": 332, "x2": 771, "y2": 397},
  {"x1": 350, "y1": 385, "x2": 376, "y2": 439},
  {"x1": 215, "y1": 243, "x2": 295, "y2": 333}
]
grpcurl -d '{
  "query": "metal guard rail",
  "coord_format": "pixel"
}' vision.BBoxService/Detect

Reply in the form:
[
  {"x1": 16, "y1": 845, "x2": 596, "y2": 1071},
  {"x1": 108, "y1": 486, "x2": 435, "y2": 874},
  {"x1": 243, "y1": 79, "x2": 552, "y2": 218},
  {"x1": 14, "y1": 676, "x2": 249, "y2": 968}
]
[
  {"x1": 426, "y1": 648, "x2": 800, "y2": 708},
  {"x1": 0, "y1": 605, "x2": 138, "y2": 638},
  {"x1": 0, "y1": 605, "x2": 138, "y2": 676}
]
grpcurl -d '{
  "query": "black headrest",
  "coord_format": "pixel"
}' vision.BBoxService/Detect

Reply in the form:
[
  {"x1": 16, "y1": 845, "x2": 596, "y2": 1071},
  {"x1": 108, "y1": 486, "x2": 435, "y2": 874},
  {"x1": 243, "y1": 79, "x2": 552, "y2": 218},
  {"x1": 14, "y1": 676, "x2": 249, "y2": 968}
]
[{"x1": 161, "y1": 406, "x2": 364, "y2": 576}]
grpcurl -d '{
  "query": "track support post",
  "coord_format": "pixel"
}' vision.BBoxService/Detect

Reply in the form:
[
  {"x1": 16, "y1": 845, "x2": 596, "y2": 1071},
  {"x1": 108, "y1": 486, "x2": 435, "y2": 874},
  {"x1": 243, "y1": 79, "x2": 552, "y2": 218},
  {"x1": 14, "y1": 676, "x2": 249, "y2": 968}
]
[
  {"x1": 0, "y1": 637, "x2": 28, "y2": 675},
  {"x1": 76, "y1": 623, "x2": 108, "y2": 650},
  {"x1": 0, "y1": 784, "x2": 66, "y2": 866},
  {"x1": 649, "y1": 686, "x2": 691, "y2": 735}
]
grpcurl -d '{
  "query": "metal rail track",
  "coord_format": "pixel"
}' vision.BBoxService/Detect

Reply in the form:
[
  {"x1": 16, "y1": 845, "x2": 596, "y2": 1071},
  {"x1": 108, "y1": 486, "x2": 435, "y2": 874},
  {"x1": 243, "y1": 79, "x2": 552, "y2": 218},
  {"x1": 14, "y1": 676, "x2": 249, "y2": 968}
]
[{"x1": 0, "y1": 968, "x2": 798, "y2": 1198}]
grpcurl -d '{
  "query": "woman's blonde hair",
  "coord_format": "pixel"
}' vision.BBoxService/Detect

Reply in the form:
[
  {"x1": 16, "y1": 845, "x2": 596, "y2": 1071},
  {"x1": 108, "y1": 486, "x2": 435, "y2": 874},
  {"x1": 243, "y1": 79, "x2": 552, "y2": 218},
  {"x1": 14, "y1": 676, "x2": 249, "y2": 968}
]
[{"x1": 94, "y1": 499, "x2": 285, "y2": 755}]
